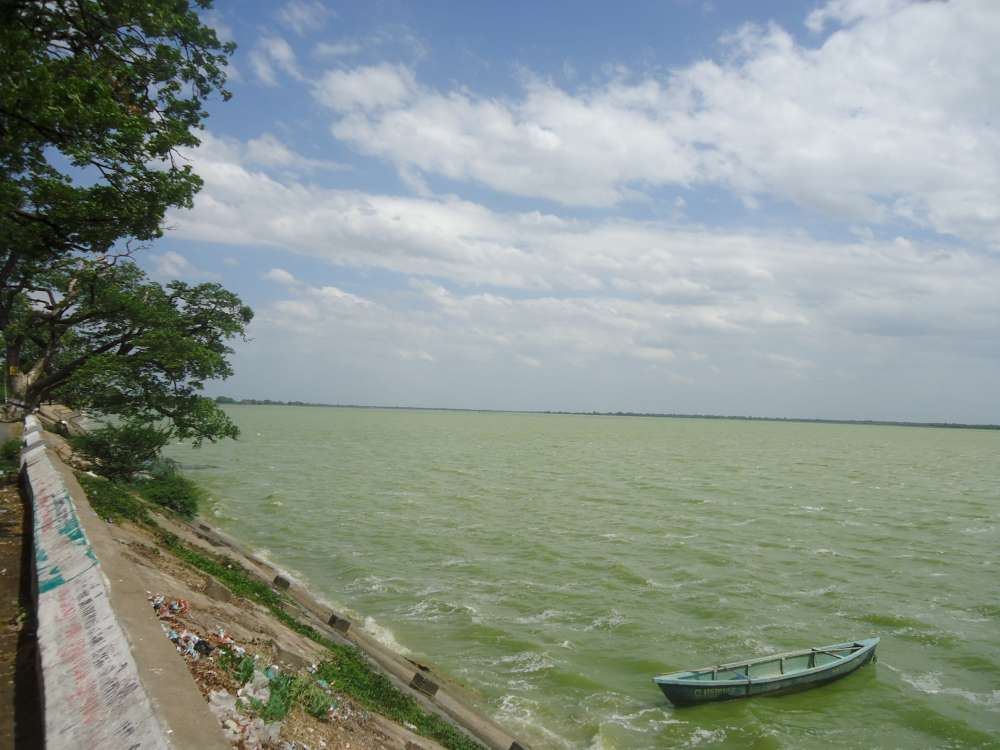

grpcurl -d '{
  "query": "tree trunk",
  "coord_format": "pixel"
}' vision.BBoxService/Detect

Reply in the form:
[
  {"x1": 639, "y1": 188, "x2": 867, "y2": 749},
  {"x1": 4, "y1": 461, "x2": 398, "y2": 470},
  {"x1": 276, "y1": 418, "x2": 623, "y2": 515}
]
[{"x1": 2, "y1": 344, "x2": 43, "y2": 418}]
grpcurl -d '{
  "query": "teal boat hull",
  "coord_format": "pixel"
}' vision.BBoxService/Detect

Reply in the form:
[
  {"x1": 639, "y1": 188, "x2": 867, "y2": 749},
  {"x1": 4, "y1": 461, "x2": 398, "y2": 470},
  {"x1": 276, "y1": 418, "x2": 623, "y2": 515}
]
[{"x1": 654, "y1": 637, "x2": 879, "y2": 706}]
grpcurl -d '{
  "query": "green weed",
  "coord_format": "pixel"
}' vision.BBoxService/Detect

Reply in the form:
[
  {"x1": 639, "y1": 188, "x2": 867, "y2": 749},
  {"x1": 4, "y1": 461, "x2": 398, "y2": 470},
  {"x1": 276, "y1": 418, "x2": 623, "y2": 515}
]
[
  {"x1": 301, "y1": 682, "x2": 336, "y2": 720},
  {"x1": 0, "y1": 438, "x2": 20, "y2": 472},
  {"x1": 77, "y1": 474, "x2": 149, "y2": 523}
]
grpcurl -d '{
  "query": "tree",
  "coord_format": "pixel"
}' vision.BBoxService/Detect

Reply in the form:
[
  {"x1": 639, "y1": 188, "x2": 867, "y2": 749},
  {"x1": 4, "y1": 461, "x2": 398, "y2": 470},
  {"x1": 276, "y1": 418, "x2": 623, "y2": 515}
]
[
  {"x1": 0, "y1": 0, "x2": 234, "y2": 331},
  {"x1": 3, "y1": 258, "x2": 252, "y2": 443}
]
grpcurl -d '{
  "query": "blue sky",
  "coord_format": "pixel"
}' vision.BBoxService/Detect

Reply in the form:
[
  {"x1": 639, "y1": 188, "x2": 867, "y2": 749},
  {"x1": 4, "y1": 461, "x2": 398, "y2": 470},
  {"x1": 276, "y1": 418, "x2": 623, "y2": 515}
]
[{"x1": 146, "y1": 0, "x2": 1000, "y2": 422}]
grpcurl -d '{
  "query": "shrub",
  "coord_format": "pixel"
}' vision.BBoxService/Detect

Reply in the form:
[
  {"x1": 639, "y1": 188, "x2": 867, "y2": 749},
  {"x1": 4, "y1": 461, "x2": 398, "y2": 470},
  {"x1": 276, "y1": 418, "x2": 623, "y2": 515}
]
[
  {"x1": 1, "y1": 438, "x2": 21, "y2": 467},
  {"x1": 70, "y1": 420, "x2": 172, "y2": 479},
  {"x1": 136, "y1": 471, "x2": 203, "y2": 519}
]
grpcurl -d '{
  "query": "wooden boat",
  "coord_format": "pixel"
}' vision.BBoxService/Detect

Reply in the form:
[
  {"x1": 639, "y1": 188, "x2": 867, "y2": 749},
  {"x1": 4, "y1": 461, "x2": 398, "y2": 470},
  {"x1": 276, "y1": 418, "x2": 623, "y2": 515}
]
[{"x1": 653, "y1": 637, "x2": 879, "y2": 705}]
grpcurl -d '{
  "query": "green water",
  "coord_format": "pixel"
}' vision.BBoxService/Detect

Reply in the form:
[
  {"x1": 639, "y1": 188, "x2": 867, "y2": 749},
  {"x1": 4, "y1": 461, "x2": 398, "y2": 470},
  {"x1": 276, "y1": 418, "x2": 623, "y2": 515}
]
[{"x1": 166, "y1": 407, "x2": 1000, "y2": 749}]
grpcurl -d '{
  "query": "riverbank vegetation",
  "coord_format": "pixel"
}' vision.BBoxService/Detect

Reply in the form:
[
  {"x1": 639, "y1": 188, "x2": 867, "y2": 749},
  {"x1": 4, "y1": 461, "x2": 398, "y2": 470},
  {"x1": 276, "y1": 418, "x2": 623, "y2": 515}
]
[
  {"x1": 0, "y1": 439, "x2": 20, "y2": 474},
  {"x1": 76, "y1": 458, "x2": 203, "y2": 521},
  {"x1": 71, "y1": 422, "x2": 204, "y2": 517}
]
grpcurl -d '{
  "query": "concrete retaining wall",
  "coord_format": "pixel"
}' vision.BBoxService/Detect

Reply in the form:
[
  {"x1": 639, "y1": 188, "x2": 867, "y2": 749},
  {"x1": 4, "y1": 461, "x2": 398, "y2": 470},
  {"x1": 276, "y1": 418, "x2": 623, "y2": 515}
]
[{"x1": 22, "y1": 415, "x2": 171, "y2": 750}]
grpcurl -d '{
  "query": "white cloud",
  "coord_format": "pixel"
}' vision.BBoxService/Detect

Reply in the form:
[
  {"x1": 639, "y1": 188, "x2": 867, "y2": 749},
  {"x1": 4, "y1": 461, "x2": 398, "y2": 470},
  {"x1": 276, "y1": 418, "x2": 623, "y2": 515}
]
[
  {"x1": 313, "y1": 63, "x2": 416, "y2": 112},
  {"x1": 278, "y1": 0, "x2": 333, "y2": 36},
  {"x1": 244, "y1": 133, "x2": 345, "y2": 172},
  {"x1": 264, "y1": 267, "x2": 298, "y2": 285},
  {"x1": 196, "y1": 131, "x2": 344, "y2": 174},
  {"x1": 314, "y1": 1, "x2": 1000, "y2": 245},
  {"x1": 201, "y1": 10, "x2": 234, "y2": 42},
  {"x1": 171, "y1": 130, "x2": 1000, "y2": 374},
  {"x1": 250, "y1": 36, "x2": 302, "y2": 85},
  {"x1": 173, "y1": 129, "x2": 1000, "y2": 419},
  {"x1": 149, "y1": 251, "x2": 219, "y2": 281},
  {"x1": 399, "y1": 349, "x2": 435, "y2": 362},
  {"x1": 805, "y1": 0, "x2": 912, "y2": 32},
  {"x1": 314, "y1": 40, "x2": 363, "y2": 58}
]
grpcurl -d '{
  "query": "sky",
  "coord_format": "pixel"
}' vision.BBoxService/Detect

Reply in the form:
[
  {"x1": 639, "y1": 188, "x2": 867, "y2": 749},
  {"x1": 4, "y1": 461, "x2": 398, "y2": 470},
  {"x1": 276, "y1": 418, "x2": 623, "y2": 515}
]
[{"x1": 145, "y1": 0, "x2": 1000, "y2": 423}]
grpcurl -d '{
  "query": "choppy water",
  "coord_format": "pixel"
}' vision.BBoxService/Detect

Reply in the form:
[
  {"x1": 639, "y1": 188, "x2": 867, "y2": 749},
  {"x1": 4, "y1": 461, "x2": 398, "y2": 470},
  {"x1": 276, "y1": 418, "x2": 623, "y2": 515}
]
[{"x1": 166, "y1": 407, "x2": 1000, "y2": 749}]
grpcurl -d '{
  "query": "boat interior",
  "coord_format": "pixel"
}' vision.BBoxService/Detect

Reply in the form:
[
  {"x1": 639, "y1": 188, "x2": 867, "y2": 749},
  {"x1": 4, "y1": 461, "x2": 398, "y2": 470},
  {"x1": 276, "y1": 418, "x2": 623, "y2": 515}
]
[{"x1": 684, "y1": 644, "x2": 862, "y2": 681}]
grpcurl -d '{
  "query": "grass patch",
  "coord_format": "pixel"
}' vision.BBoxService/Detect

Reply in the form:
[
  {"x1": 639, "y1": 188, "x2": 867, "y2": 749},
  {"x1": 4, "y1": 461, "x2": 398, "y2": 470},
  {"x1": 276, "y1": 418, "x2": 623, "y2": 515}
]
[
  {"x1": 77, "y1": 474, "x2": 149, "y2": 523},
  {"x1": 155, "y1": 529, "x2": 286, "y2": 607},
  {"x1": 314, "y1": 654, "x2": 482, "y2": 750},
  {"x1": 215, "y1": 647, "x2": 336, "y2": 723}
]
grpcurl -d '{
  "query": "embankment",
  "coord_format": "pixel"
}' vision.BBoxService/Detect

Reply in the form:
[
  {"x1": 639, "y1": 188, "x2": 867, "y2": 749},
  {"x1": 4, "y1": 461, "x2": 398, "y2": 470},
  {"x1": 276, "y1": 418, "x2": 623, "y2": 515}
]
[{"x1": 19, "y1": 414, "x2": 531, "y2": 750}]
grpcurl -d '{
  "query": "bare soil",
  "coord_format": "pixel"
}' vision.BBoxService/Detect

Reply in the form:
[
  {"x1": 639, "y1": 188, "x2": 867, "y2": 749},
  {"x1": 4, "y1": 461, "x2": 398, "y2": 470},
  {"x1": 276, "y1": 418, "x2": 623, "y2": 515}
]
[{"x1": 0, "y1": 450, "x2": 43, "y2": 750}]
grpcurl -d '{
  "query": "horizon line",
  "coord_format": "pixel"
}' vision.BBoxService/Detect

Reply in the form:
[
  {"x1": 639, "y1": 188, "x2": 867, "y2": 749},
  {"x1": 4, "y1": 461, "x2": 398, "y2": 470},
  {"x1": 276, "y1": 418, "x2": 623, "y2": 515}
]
[{"x1": 212, "y1": 397, "x2": 1000, "y2": 431}]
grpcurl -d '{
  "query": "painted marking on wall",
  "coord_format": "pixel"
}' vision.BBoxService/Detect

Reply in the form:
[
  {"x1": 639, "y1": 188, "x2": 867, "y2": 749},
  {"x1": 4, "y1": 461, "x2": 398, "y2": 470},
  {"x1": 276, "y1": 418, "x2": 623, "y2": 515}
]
[{"x1": 23, "y1": 416, "x2": 171, "y2": 750}]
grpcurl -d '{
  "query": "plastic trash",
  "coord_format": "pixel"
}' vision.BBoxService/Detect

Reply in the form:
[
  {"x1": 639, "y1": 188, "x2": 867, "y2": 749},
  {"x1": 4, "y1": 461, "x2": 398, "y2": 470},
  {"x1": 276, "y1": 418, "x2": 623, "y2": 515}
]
[
  {"x1": 207, "y1": 690, "x2": 237, "y2": 717},
  {"x1": 237, "y1": 670, "x2": 271, "y2": 705}
]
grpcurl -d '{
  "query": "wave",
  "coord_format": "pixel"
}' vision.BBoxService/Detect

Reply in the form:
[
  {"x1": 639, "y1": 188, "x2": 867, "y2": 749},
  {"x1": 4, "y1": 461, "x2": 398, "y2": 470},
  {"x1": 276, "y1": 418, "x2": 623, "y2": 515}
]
[
  {"x1": 584, "y1": 610, "x2": 626, "y2": 632},
  {"x1": 514, "y1": 609, "x2": 565, "y2": 625},
  {"x1": 402, "y1": 597, "x2": 480, "y2": 623},
  {"x1": 683, "y1": 728, "x2": 727, "y2": 747},
  {"x1": 601, "y1": 706, "x2": 681, "y2": 734},
  {"x1": 901, "y1": 671, "x2": 1000, "y2": 708},
  {"x1": 344, "y1": 574, "x2": 407, "y2": 594},
  {"x1": 495, "y1": 694, "x2": 575, "y2": 750},
  {"x1": 361, "y1": 616, "x2": 411, "y2": 655},
  {"x1": 492, "y1": 650, "x2": 556, "y2": 674}
]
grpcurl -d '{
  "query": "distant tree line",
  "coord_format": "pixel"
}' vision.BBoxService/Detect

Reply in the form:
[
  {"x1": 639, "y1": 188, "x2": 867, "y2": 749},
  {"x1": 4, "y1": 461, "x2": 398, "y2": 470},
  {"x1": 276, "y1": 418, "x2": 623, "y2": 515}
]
[
  {"x1": 215, "y1": 397, "x2": 328, "y2": 407},
  {"x1": 213, "y1": 398, "x2": 999, "y2": 430}
]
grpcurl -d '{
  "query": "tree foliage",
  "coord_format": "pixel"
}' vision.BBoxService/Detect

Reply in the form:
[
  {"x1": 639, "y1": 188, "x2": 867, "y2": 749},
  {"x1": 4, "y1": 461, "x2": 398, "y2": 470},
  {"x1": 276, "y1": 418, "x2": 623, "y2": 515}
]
[
  {"x1": 5, "y1": 258, "x2": 252, "y2": 442},
  {"x1": 0, "y1": 2, "x2": 249, "y2": 453},
  {"x1": 0, "y1": 0, "x2": 234, "y2": 328}
]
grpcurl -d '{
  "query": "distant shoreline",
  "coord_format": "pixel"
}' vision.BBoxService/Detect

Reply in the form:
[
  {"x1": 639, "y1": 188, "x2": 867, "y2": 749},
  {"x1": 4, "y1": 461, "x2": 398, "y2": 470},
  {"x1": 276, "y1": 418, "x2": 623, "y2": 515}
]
[{"x1": 213, "y1": 398, "x2": 1000, "y2": 431}]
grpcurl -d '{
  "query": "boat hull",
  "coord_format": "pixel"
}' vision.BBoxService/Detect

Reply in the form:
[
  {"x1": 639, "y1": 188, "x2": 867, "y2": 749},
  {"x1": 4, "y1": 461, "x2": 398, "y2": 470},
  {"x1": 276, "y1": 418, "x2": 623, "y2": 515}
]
[{"x1": 654, "y1": 638, "x2": 878, "y2": 706}]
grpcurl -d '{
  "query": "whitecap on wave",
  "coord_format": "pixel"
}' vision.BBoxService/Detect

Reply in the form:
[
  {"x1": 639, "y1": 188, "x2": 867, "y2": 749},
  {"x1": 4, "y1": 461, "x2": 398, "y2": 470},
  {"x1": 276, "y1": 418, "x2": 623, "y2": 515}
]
[
  {"x1": 602, "y1": 706, "x2": 681, "y2": 733},
  {"x1": 402, "y1": 598, "x2": 480, "y2": 623},
  {"x1": 962, "y1": 525, "x2": 995, "y2": 535},
  {"x1": 902, "y1": 671, "x2": 1000, "y2": 707},
  {"x1": 361, "y1": 616, "x2": 411, "y2": 655},
  {"x1": 250, "y1": 549, "x2": 304, "y2": 585},
  {"x1": 585, "y1": 610, "x2": 626, "y2": 631},
  {"x1": 684, "y1": 727, "x2": 727, "y2": 747},
  {"x1": 514, "y1": 609, "x2": 564, "y2": 625},
  {"x1": 492, "y1": 651, "x2": 555, "y2": 674},
  {"x1": 495, "y1": 694, "x2": 575, "y2": 750},
  {"x1": 345, "y1": 574, "x2": 405, "y2": 594}
]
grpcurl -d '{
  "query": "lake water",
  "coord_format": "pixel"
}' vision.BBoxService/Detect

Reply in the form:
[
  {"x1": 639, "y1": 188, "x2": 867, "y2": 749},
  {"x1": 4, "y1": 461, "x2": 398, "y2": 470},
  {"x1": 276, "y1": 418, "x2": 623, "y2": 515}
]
[{"x1": 166, "y1": 407, "x2": 1000, "y2": 749}]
